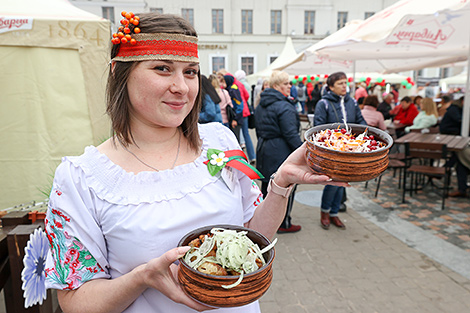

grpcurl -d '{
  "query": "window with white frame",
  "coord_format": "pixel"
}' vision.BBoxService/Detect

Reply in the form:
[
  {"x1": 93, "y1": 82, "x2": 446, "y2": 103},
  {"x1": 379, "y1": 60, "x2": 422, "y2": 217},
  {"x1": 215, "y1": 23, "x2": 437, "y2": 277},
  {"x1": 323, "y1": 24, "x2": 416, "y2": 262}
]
[
  {"x1": 240, "y1": 56, "x2": 255, "y2": 75},
  {"x1": 337, "y1": 11, "x2": 348, "y2": 29},
  {"x1": 211, "y1": 55, "x2": 226, "y2": 73},
  {"x1": 304, "y1": 11, "x2": 315, "y2": 34},
  {"x1": 242, "y1": 10, "x2": 253, "y2": 34},
  {"x1": 102, "y1": 7, "x2": 115, "y2": 24},
  {"x1": 271, "y1": 10, "x2": 281, "y2": 34},
  {"x1": 440, "y1": 67, "x2": 450, "y2": 78},
  {"x1": 150, "y1": 8, "x2": 163, "y2": 14},
  {"x1": 364, "y1": 12, "x2": 375, "y2": 19},
  {"x1": 269, "y1": 55, "x2": 278, "y2": 64},
  {"x1": 182, "y1": 9, "x2": 194, "y2": 26},
  {"x1": 212, "y1": 9, "x2": 224, "y2": 33}
]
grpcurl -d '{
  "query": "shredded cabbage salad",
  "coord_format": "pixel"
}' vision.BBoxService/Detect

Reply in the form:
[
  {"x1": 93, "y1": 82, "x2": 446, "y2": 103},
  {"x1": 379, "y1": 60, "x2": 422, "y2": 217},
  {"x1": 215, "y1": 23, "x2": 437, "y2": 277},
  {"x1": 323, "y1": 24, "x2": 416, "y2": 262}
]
[
  {"x1": 312, "y1": 127, "x2": 386, "y2": 152},
  {"x1": 183, "y1": 227, "x2": 277, "y2": 289}
]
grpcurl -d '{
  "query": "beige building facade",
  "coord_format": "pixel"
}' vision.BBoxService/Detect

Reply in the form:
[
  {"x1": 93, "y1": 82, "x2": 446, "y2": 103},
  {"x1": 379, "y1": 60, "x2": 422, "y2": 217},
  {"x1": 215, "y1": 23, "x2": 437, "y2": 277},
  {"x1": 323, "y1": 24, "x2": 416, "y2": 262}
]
[{"x1": 70, "y1": 0, "x2": 404, "y2": 76}]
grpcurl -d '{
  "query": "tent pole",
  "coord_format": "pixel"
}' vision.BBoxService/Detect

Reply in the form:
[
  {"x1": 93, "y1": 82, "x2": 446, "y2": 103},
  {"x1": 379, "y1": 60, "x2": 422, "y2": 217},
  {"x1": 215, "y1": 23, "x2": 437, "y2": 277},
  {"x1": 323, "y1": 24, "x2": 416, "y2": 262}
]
[
  {"x1": 353, "y1": 60, "x2": 356, "y2": 81},
  {"x1": 462, "y1": 36, "x2": 470, "y2": 137},
  {"x1": 351, "y1": 60, "x2": 356, "y2": 98}
]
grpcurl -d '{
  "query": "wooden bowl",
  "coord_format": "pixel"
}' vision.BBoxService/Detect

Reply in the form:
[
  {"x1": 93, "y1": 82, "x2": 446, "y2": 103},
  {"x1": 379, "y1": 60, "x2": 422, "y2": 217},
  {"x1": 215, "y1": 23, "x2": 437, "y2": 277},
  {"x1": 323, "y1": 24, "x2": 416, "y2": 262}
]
[
  {"x1": 177, "y1": 224, "x2": 275, "y2": 308},
  {"x1": 304, "y1": 123, "x2": 393, "y2": 182}
]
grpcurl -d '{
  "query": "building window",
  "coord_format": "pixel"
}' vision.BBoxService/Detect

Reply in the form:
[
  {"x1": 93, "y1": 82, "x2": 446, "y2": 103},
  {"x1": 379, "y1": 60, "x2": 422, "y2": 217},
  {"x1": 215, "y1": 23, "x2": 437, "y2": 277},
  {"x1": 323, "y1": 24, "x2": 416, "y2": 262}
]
[
  {"x1": 241, "y1": 57, "x2": 254, "y2": 75},
  {"x1": 212, "y1": 9, "x2": 224, "y2": 33},
  {"x1": 181, "y1": 9, "x2": 194, "y2": 26},
  {"x1": 269, "y1": 56, "x2": 278, "y2": 64},
  {"x1": 150, "y1": 8, "x2": 163, "y2": 14},
  {"x1": 271, "y1": 10, "x2": 281, "y2": 34},
  {"x1": 364, "y1": 12, "x2": 375, "y2": 19},
  {"x1": 337, "y1": 12, "x2": 348, "y2": 29},
  {"x1": 102, "y1": 7, "x2": 114, "y2": 24},
  {"x1": 304, "y1": 11, "x2": 315, "y2": 34},
  {"x1": 211, "y1": 56, "x2": 226, "y2": 73},
  {"x1": 241, "y1": 10, "x2": 253, "y2": 34},
  {"x1": 440, "y1": 67, "x2": 450, "y2": 78}
]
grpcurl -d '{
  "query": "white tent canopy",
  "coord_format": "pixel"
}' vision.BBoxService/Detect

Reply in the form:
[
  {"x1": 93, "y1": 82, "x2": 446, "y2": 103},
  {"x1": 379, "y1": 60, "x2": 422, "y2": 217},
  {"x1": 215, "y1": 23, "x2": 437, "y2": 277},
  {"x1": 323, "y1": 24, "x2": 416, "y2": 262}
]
[
  {"x1": 246, "y1": 37, "x2": 301, "y2": 86},
  {"x1": 440, "y1": 70, "x2": 468, "y2": 86},
  {"x1": 0, "y1": 0, "x2": 111, "y2": 208}
]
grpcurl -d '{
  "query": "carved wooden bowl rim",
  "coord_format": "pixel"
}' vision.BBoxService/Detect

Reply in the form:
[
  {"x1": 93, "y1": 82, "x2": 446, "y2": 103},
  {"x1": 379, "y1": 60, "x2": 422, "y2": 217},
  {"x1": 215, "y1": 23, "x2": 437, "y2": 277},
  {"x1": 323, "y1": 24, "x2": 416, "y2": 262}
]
[
  {"x1": 177, "y1": 224, "x2": 275, "y2": 307},
  {"x1": 304, "y1": 123, "x2": 393, "y2": 155}
]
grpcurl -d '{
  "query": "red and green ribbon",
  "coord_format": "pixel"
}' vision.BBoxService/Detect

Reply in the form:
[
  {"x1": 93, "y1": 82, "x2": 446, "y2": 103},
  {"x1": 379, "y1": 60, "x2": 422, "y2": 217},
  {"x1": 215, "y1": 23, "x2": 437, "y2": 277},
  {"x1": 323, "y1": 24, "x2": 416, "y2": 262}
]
[{"x1": 203, "y1": 148, "x2": 264, "y2": 180}]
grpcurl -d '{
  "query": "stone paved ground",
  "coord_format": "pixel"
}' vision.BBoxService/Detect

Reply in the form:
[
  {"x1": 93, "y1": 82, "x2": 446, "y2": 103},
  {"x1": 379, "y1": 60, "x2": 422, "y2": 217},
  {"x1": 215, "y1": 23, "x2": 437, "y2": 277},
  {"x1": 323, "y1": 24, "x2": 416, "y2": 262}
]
[
  {"x1": 259, "y1": 183, "x2": 470, "y2": 313},
  {"x1": 353, "y1": 167, "x2": 470, "y2": 252}
]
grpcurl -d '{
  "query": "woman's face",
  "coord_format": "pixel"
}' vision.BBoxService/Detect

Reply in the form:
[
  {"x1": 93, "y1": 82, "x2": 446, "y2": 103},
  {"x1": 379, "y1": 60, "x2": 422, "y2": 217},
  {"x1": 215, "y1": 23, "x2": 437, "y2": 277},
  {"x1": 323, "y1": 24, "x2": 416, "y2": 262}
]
[
  {"x1": 274, "y1": 79, "x2": 290, "y2": 96},
  {"x1": 127, "y1": 60, "x2": 199, "y2": 129},
  {"x1": 218, "y1": 74, "x2": 227, "y2": 89},
  {"x1": 329, "y1": 78, "x2": 348, "y2": 96}
]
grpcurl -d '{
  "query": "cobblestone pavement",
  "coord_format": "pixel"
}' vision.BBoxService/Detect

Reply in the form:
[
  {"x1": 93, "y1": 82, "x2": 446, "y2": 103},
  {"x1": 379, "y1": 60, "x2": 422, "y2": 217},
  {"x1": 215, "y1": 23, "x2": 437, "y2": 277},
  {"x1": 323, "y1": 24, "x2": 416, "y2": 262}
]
[
  {"x1": 353, "y1": 167, "x2": 470, "y2": 252},
  {"x1": 259, "y1": 183, "x2": 470, "y2": 313}
]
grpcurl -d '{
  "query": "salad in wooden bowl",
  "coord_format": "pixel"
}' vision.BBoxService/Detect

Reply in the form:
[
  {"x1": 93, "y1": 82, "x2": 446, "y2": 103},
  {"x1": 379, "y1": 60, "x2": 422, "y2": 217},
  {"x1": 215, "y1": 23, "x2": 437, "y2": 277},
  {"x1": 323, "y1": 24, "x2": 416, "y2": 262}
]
[
  {"x1": 177, "y1": 225, "x2": 276, "y2": 308},
  {"x1": 304, "y1": 123, "x2": 393, "y2": 182}
]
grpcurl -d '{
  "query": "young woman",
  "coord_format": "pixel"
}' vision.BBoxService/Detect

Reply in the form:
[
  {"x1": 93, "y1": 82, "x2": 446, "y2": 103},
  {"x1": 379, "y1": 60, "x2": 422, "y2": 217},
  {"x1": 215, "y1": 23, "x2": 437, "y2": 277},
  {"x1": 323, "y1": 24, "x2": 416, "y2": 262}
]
[
  {"x1": 198, "y1": 75, "x2": 222, "y2": 123},
  {"x1": 209, "y1": 74, "x2": 232, "y2": 127},
  {"x1": 405, "y1": 97, "x2": 438, "y2": 132},
  {"x1": 44, "y1": 12, "x2": 347, "y2": 313}
]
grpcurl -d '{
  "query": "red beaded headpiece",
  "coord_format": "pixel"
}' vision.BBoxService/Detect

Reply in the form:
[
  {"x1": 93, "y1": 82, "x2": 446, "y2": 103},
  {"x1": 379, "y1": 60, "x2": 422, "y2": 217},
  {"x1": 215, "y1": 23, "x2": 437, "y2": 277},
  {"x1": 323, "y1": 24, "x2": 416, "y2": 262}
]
[{"x1": 111, "y1": 11, "x2": 199, "y2": 63}]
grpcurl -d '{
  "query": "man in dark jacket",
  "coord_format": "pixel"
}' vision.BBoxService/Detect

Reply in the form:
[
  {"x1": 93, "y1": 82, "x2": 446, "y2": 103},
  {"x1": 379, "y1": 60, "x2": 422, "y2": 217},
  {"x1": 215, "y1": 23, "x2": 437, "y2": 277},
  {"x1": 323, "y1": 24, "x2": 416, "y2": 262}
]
[
  {"x1": 314, "y1": 72, "x2": 367, "y2": 230},
  {"x1": 255, "y1": 70, "x2": 303, "y2": 233},
  {"x1": 439, "y1": 96, "x2": 469, "y2": 197}
]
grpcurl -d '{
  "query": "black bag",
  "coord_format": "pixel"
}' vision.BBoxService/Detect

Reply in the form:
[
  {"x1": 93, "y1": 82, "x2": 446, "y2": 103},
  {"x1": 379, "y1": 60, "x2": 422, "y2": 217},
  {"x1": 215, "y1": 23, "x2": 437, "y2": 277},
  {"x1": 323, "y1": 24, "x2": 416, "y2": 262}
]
[
  {"x1": 248, "y1": 104, "x2": 256, "y2": 129},
  {"x1": 226, "y1": 105, "x2": 236, "y2": 122}
]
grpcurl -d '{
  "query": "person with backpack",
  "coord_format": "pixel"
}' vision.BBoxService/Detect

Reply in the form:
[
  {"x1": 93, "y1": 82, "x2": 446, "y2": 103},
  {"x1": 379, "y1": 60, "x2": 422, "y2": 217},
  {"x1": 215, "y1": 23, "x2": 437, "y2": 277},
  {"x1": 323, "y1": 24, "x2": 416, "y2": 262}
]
[
  {"x1": 314, "y1": 72, "x2": 367, "y2": 230},
  {"x1": 306, "y1": 82, "x2": 322, "y2": 114},
  {"x1": 297, "y1": 82, "x2": 307, "y2": 113}
]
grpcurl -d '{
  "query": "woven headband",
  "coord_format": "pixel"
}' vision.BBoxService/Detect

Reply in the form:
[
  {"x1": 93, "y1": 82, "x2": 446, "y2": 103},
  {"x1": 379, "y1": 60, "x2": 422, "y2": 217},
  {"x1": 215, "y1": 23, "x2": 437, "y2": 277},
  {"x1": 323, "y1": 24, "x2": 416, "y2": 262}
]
[{"x1": 112, "y1": 33, "x2": 199, "y2": 63}]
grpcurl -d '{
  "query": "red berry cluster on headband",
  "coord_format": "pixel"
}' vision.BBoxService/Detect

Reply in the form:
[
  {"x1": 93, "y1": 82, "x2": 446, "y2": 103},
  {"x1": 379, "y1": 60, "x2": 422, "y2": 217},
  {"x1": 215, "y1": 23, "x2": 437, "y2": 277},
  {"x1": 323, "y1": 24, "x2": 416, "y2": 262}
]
[{"x1": 111, "y1": 11, "x2": 141, "y2": 45}]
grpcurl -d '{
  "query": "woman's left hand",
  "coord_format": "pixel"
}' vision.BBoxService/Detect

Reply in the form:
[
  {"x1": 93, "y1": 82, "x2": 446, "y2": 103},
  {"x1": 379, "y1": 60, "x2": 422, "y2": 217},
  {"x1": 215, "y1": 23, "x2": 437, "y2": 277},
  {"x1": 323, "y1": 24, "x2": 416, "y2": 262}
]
[{"x1": 274, "y1": 143, "x2": 350, "y2": 188}]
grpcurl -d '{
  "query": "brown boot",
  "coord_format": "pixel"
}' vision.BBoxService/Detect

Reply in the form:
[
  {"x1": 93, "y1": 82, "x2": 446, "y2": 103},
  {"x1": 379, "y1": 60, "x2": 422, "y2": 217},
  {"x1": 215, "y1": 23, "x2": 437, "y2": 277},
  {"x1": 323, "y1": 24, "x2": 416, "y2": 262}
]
[
  {"x1": 320, "y1": 212, "x2": 330, "y2": 229},
  {"x1": 330, "y1": 216, "x2": 346, "y2": 229}
]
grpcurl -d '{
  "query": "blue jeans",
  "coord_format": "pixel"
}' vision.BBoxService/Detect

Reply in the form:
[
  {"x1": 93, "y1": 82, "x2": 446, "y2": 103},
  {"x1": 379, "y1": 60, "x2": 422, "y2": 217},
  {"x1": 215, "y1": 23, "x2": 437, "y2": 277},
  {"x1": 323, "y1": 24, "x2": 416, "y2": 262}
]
[
  {"x1": 242, "y1": 116, "x2": 256, "y2": 160},
  {"x1": 321, "y1": 185, "x2": 344, "y2": 217}
]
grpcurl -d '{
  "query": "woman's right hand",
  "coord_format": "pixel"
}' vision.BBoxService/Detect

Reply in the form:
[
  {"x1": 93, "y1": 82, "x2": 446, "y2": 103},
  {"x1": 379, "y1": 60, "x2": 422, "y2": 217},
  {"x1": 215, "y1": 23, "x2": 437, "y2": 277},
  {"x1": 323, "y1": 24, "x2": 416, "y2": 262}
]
[
  {"x1": 139, "y1": 246, "x2": 214, "y2": 312},
  {"x1": 231, "y1": 120, "x2": 238, "y2": 128}
]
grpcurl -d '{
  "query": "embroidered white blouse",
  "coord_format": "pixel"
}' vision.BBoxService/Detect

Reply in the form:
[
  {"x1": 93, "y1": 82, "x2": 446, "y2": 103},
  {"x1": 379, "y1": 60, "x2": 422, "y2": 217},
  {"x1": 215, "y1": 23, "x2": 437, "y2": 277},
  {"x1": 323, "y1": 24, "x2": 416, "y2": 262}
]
[{"x1": 44, "y1": 123, "x2": 264, "y2": 313}]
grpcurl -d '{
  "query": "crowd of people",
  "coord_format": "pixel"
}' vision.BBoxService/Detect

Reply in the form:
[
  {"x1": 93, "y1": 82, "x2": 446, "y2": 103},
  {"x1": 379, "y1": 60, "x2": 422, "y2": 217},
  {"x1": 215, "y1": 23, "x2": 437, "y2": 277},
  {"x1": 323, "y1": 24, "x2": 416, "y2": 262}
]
[{"x1": 286, "y1": 77, "x2": 468, "y2": 200}]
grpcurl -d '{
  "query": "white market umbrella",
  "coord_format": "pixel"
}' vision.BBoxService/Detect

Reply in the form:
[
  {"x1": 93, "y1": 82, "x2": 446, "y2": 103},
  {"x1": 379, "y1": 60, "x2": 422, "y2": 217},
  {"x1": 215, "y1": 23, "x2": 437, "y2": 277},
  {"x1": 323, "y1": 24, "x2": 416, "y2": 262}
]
[
  {"x1": 314, "y1": 0, "x2": 470, "y2": 137},
  {"x1": 276, "y1": 19, "x2": 465, "y2": 76},
  {"x1": 316, "y1": 1, "x2": 470, "y2": 60}
]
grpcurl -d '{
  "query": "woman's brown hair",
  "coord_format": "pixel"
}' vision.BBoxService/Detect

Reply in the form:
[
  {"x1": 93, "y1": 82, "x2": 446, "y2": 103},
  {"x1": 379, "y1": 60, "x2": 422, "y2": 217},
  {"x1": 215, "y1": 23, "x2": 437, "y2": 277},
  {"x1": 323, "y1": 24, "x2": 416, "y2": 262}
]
[
  {"x1": 363, "y1": 95, "x2": 379, "y2": 108},
  {"x1": 326, "y1": 72, "x2": 347, "y2": 88},
  {"x1": 106, "y1": 13, "x2": 202, "y2": 152}
]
